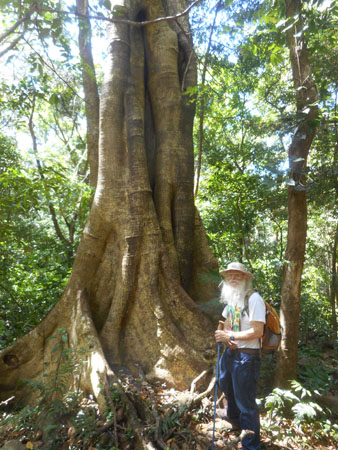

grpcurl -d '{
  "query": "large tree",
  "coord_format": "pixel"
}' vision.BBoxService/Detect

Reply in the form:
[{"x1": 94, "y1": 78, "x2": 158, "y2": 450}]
[{"x1": 0, "y1": 0, "x2": 219, "y2": 431}]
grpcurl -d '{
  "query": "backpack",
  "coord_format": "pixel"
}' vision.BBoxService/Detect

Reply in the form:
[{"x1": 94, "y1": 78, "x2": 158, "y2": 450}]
[{"x1": 244, "y1": 290, "x2": 281, "y2": 352}]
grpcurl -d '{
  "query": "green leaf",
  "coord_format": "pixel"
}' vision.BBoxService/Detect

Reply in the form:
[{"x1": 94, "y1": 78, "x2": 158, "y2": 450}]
[{"x1": 49, "y1": 93, "x2": 60, "y2": 105}]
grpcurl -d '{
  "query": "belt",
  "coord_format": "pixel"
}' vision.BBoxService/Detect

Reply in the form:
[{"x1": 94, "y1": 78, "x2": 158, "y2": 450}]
[{"x1": 230, "y1": 348, "x2": 260, "y2": 355}]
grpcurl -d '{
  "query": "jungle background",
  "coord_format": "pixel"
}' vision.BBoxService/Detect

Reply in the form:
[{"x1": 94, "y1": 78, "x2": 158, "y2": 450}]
[{"x1": 0, "y1": 0, "x2": 337, "y2": 449}]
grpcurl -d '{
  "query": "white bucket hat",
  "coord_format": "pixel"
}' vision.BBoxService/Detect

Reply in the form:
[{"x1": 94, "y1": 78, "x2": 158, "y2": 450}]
[{"x1": 220, "y1": 262, "x2": 253, "y2": 278}]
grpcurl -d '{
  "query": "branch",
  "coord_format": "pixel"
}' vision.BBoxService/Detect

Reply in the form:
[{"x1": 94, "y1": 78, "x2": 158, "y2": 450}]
[
  {"x1": 0, "y1": 3, "x2": 37, "y2": 59},
  {"x1": 0, "y1": 4, "x2": 36, "y2": 44},
  {"x1": 177, "y1": 369, "x2": 214, "y2": 410},
  {"x1": 22, "y1": 37, "x2": 80, "y2": 98},
  {"x1": 0, "y1": 396, "x2": 15, "y2": 407},
  {"x1": 0, "y1": 31, "x2": 25, "y2": 58},
  {"x1": 191, "y1": 373, "x2": 216, "y2": 407},
  {"x1": 36, "y1": 0, "x2": 204, "y2": 27},
  {"x1": 190, "y1": 369, "x2": 209, "y2": 396}
]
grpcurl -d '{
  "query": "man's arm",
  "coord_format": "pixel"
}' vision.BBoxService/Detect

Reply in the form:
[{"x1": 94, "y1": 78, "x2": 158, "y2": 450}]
[{"x1": 215, "y1": 321, "x2": 264, "y2": 345}]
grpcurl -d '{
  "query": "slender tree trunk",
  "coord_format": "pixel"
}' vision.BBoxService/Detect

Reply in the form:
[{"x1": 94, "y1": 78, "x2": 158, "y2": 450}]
[
  {"x1": 276, "y1": 0, "x2": 319, "y2": 386},
  {"x1": 76, "y1": 0, "x2": 100, "y2": 188},
  {"x1": 330, "y1": 222, "x2": 338, "y2": 338},
  {"x1": 29, "y1": 93, "x2": 74, "y2": 259},
  {"x1": 194, "y1": 2, "x2": 220, "y2": 197},
  {"x1": 0, "y1": 0, "x2": 219, "y2": 418},
  {"x1": 331, "y1": 115, "x2": 338, "y2": 338}
]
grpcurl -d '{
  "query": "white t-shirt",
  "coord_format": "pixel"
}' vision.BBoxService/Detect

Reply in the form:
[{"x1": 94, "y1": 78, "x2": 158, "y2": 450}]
[{"x1": 221, "y1": 291, "x2": 266, "y2": 349}]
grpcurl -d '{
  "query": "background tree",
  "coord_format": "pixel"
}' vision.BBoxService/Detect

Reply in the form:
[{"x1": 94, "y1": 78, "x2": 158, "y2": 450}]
[
  {"x1": 276, "y1": 0, "x2": 319, "y2": 385},
  {"x1": 76, "y1": 0, "x2": 100, "y2": 188},
  {"x1": 193, "y1": 0, "x2": 336, "y2": 382}
]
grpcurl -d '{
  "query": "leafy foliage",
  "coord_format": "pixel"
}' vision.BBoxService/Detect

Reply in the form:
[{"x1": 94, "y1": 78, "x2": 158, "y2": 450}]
[
  {"x1": 262, "y1": 380, "x2": 338, "y2": 447},
  {"x1": 0, "y1": 135, "x2": 92, "y2": 348},
  {"x1": 193, "y1": 0, "x2": 337, "y2": 343}
]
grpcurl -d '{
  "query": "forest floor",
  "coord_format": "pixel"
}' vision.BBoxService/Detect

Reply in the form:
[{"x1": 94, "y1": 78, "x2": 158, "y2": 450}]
[{"x1": 0, "y1": 349, "x2": 337, "y2": 450}]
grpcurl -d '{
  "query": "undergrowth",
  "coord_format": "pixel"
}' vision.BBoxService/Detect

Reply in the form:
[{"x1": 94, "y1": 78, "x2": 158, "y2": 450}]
[{"x1": 0, "y1": 332, "x2": 337, "y2": 449}]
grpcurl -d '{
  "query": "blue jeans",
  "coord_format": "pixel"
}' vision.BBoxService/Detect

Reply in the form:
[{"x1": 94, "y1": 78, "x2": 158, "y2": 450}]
[{"x1": 219, "y1": 348, "x2": 261, "y2": 450}]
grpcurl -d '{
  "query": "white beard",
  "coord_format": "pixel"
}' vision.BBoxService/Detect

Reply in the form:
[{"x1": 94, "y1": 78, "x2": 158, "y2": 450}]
[{"x1": 219, "y1": 280, "x2": 248, "y2": 309}]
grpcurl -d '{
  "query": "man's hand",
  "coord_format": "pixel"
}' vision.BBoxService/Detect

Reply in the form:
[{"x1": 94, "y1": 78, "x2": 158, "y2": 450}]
[{"x1": 215, "y1": 329, "x2": 238, "y2": 349}]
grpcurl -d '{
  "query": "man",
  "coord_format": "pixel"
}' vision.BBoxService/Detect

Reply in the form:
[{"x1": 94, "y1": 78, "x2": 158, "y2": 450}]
[{"x1": 215, "y1": 262, "x2": 265, "y2": 450}]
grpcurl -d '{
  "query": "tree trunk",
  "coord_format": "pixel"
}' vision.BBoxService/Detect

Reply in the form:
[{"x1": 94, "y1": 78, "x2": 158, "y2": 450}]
[
  {"x1": 0, "y1": 0, "x2": 219, "y2": 413},
  {"x1": 276, "y1": 0, "x2": 319, "y2": 386},
  {"x1": 76, "y1": 0, "x2": 100, "y2": 188},
  {"x1": 330, "y1": 134, "x2": 338, "y2": 338},
  {"x1": 330, "y1": 222, "x2": 338, "y2": 338}
]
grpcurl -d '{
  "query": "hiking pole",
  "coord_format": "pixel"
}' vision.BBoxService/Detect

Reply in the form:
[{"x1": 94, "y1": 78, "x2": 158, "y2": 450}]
[{"x1": 211, "y1": 320, "x2": 224, "y2": 450}]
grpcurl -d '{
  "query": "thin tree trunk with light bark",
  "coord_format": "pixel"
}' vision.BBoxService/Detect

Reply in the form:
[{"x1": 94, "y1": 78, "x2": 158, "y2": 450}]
[
  {"x1": 330, "y1": 222, "x2": 338, "y2": 338},
  {"x1": 331, "y1": 136, "x2": 338, "y2": 338},
  {"x1": 76, "y1": 0, "x2": 100, "y2": 188},
  {"x1": 276, "y1": 0, "x2": 319, "y2": 386}
]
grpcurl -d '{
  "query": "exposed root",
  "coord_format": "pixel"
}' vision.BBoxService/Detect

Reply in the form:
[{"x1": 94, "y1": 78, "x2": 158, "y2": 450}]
[
  {"x1": 101, "y1": 370, "x2": 157, "y2": 450},
  {"x1": 136, "y1": 363, "x2": 167, "y2": 450}
]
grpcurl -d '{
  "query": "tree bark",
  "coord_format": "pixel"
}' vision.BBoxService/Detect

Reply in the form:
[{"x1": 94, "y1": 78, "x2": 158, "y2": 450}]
[
  {"x1": 76, "y1": 0, "x2": 100, "y2": 188},
  {"x1": 0, "y1": 0, "x2": 219, "y2": 414},
  {"x1": 276, "y1": 0, "x2": 319, "y2": 386}
]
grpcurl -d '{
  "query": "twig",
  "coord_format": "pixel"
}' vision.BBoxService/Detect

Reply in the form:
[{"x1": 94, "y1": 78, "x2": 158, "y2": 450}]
[
  {"x1": 23, "y1": 37, "x2": 80, "y2": 98},
  {"x1": 0, "y1": 31, "x2": 25, "y2": 58},
  {"x1": 216, "y1": 392, "x2": 224, "y2": 406},
  {"x1": 182, "y1": 371, "x2": 215, "y2": 410},
  {"x1": 0, "y1": 4, "x2": 36, "y2": 43},
  {"x1": 0, "y1": 396, "x2": 15, "y2": 406},
  {"x1": 190, "y1": 369, "x2": 209, "y2": 396}
]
